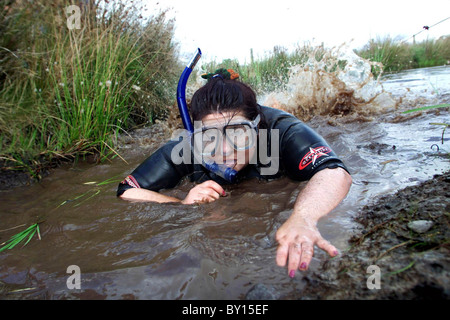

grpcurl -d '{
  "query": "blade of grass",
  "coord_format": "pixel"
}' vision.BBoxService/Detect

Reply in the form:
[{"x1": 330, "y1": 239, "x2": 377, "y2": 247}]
[
  {"x1": 9, "y1": 224, "x2": 37, "y2": 240},
  {"x1": 102, "y1": 141, "x2": 128, "y2": 165},
  {"x1": 96, "y1": 174, "x2": 123, "y2": 186},
  {"x1": 23, "y1": 229, "x2": 37, "y2": 247},
  {"x1": 8, "y1": 230, "x2": 34, "y2": 249},
  {"x1": 402, "y1": 104, "x2": 450, "y2": 113},
  {"x1": 73, "y1": 189, "x2": 101, "y2": 207},
  {"x1": 8, "y1": 287, "x2": 37, "y2": 294},
  {"x1": 37, "y1": 224, "x2": 41, "y2": 241},
  {"x1": 0, "y1": 223, "x2": 41, "y2": 253},
  {"x1": 386, "y1": 261, "x2": 416, "y2": 276},
  {"x1": 0, "y1": 224, "x2": 26, "y2": 233},
  {"x1": 96, "y1": 179, "x2": 122, "y2": 186},
  {"x1": 429, "y1": 122, "x2": 449, "y2": 127}
]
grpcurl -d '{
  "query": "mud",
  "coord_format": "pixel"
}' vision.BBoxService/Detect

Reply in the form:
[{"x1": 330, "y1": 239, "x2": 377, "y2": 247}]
[
  {"x1": 286, "y1": 171, "x2": 450, "y2": 300},
  {"x1": 0, "y1": 164, "x2": 36, "y2": 190}
]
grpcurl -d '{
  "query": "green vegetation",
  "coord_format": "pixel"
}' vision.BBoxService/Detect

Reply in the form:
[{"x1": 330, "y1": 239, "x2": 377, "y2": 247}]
[
  {"x1": 58, "y1": 175, "x2": 122, "y2": 209},
  {"x1": 355, "y1": 35, "x2": 450, "y2": 74},
  {"x1": 201, "y1": 44, "x2": 334, "y2": 94},
  {"x1": 0, "y1": 222, "x2": 42, "y2": 253},
  {"x1": 0, "y1": 0, "x2": 181, "y2": 177}
]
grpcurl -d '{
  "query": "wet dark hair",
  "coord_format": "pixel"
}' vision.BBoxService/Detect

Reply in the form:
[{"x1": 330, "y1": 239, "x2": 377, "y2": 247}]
[{"x1": 191, "y1": 76, "x2": 266, "y2": 127}]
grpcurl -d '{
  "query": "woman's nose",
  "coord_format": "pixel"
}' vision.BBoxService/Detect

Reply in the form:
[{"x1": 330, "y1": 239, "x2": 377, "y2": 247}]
[{"x1": 220, "y1": 137, "x2": 234, "y2": 156}]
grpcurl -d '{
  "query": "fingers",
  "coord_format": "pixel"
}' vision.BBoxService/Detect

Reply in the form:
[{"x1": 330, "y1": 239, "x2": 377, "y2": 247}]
[
  {"x1": 299, "y1": 242, "x2": 314, "y2": 271},
  {"x1": 197, "y1": 188, "x2": 221, "y2": 202},
  {"x1": 183, "y1": 180, "x2": 226, "y2": 204},
  {"x1": 276, "y1": 236, "x2": 337, "y2": 278},
  {"x1": 287, "y1": 243, "x2": 301, "y2": 277},
  {"x1": 276, "y1": 242, "x2": 288, "y2": 267},
  {"x1": 316, "y1": 238, "x2": 339, "y2": 257},
  {"x1": 277, "y1": 240, "x2": 313, "y2": 278},
  {"x1": 197, "y1": 181, "x2": 226, "y2": 202},
  {"x1": 285, "y1": 241, "x2": 314, "y2": 277},
  {"x1": 201, "y1": 180, "x2": 226, "y2": 197}
]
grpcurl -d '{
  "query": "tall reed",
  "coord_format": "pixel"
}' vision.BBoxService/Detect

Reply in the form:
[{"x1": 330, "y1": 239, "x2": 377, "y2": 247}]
[{"x1": 0, "y1": 0, "x2": 180, "y2": 177}]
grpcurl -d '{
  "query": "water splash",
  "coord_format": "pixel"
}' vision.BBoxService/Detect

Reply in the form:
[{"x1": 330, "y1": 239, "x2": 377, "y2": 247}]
[{"x1": 261, "y1": 44, "x2": 399, "y2": 121}]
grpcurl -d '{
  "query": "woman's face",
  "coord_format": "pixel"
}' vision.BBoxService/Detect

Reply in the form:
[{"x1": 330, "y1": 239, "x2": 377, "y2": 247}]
[{"x1": 199, "y1": 112, "x2": 258, "y2": 172}]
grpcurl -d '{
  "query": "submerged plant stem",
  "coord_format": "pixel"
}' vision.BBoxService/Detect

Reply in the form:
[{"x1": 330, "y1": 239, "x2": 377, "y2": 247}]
[{"x1": 386, "y1": 261, "x2": 416, "y2": 276}]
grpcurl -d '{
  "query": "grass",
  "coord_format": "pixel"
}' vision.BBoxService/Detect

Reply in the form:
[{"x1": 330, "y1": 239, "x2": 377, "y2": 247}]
[
  {"x1": 0, "y1": 222, "x2": 42, "y2": 253},
  {"x1": 0, "y1": 0, "x2": 181, "y2": 177},
  {"x1": 402, "y1": 103, "x2": 450, "y2": 113},
  {"x1": 57, "y1": 174, "x2": 122, "y2": 208},
  {"x1": 202, "y1": 43, "x2": 345, "y2": 94},
  {"x1": 355, "y1": 35, "x2": 450, "y2": 75}
]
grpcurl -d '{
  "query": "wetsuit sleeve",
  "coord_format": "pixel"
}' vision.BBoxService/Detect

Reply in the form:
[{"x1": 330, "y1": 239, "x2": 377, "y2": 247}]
[
  {"x1": 280, "y1": 122, "x2": 349, "y2": 181},
  {"x1": 117, "y1": 140, "x2": 192, "y2": 197}
]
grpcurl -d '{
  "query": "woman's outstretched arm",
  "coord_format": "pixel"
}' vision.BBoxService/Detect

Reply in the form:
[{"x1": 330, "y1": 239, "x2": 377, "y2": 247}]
[{"x1": 275, "y1": 167, "x2": 352, "y2": 277}]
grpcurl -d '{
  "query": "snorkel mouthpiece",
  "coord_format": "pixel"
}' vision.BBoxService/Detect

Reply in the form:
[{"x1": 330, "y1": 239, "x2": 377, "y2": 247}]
[
  {"x1": 203, "y1": 160, "x2": 238, "y2": 183},
  {"x1": 176, "y1": 48, "x2": 238, "y2": 183}
]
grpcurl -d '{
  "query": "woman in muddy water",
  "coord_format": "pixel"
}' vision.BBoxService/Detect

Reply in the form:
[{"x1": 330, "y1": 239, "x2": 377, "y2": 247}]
[{"x1": 117, "y1": 69, "x2": 352, "y2": 278}]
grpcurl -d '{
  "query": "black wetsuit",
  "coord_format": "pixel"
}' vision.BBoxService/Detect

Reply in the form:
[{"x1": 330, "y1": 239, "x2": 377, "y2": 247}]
[{"x1": 117, "y1": 106, "x2": 349, "y2": 197}]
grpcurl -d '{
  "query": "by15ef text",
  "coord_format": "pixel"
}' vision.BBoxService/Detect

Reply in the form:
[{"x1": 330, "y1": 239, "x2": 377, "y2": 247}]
[{"x1": 182, "y1": 304, "x2": 269, "y2": 317}]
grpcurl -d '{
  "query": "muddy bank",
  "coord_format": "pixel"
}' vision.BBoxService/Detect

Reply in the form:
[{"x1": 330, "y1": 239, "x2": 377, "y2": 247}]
[
  {"x1": 0, "y1": 165, "x2": 36, "y2": 190},
  {"x1": 0, "y1": 113, "x2": 177, "y2": 191},
  {"x1": 284, "y1": 171, "x2": 450, "y2": 300}
]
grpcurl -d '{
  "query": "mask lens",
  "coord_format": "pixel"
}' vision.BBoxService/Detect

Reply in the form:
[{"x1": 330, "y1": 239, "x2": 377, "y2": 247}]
[
  {"x1": 193, "y1": 128, "x2": 221, "y2": 156},
  {"x1": 225, "y1": 124, "x2": 254, "y2": 150}
]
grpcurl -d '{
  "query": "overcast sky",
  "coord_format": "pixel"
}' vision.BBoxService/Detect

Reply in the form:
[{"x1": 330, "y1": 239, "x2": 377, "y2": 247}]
[{"x1": 144, "y1": 0, "x2": 450, "y2": 63}]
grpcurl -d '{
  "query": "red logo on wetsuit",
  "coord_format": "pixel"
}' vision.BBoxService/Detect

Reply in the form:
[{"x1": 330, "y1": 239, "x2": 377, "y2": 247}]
[
  {"x1": 121, "y1": 175, "x2": 141, "y2": 188},
  {"x1": 299, "y1": 146, "x2": 332, "y2": 170}
]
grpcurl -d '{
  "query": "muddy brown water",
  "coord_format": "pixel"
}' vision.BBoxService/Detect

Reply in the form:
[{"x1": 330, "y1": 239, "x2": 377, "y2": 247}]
[{"x1": 0, "y1": 65, "x2": 449, "y2": 299}]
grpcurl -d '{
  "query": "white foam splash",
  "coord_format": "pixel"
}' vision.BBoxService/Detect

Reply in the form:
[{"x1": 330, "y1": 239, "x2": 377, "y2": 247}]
[{"x1": 261, "y1": 44, "x2": 398, "y2": 120}]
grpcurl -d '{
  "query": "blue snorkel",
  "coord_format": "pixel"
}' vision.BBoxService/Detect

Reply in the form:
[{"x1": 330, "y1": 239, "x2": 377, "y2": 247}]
[
  {"x1": 176, "y1": 49, "x2": 201, "y2": 133},
  {"x1": 176, "y1": 48, "x2": 238, "y2": 183}
]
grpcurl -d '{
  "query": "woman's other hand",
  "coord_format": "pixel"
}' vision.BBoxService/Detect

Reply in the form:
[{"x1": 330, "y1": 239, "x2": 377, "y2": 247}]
[{"x1": 182, "y1": 180, "x2": 226, "y2": 204}]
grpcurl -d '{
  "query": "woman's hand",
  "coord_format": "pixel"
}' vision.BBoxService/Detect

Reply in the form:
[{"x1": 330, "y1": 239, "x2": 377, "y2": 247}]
[
  {"x1": 182, "y1": 180, "x2": 226, "y2": 205},
  {"x1": 275, "y1": 168, "x2": 351, "y2": 277},
  {"x1": 275, "y1": 216, "x2": 338, "y2": 278}
]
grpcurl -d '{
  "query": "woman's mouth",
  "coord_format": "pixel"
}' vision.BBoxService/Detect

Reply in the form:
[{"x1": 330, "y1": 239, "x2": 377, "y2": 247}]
[{"x1": 222, "y1": 160, "x2": 237, "y2": 168}]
